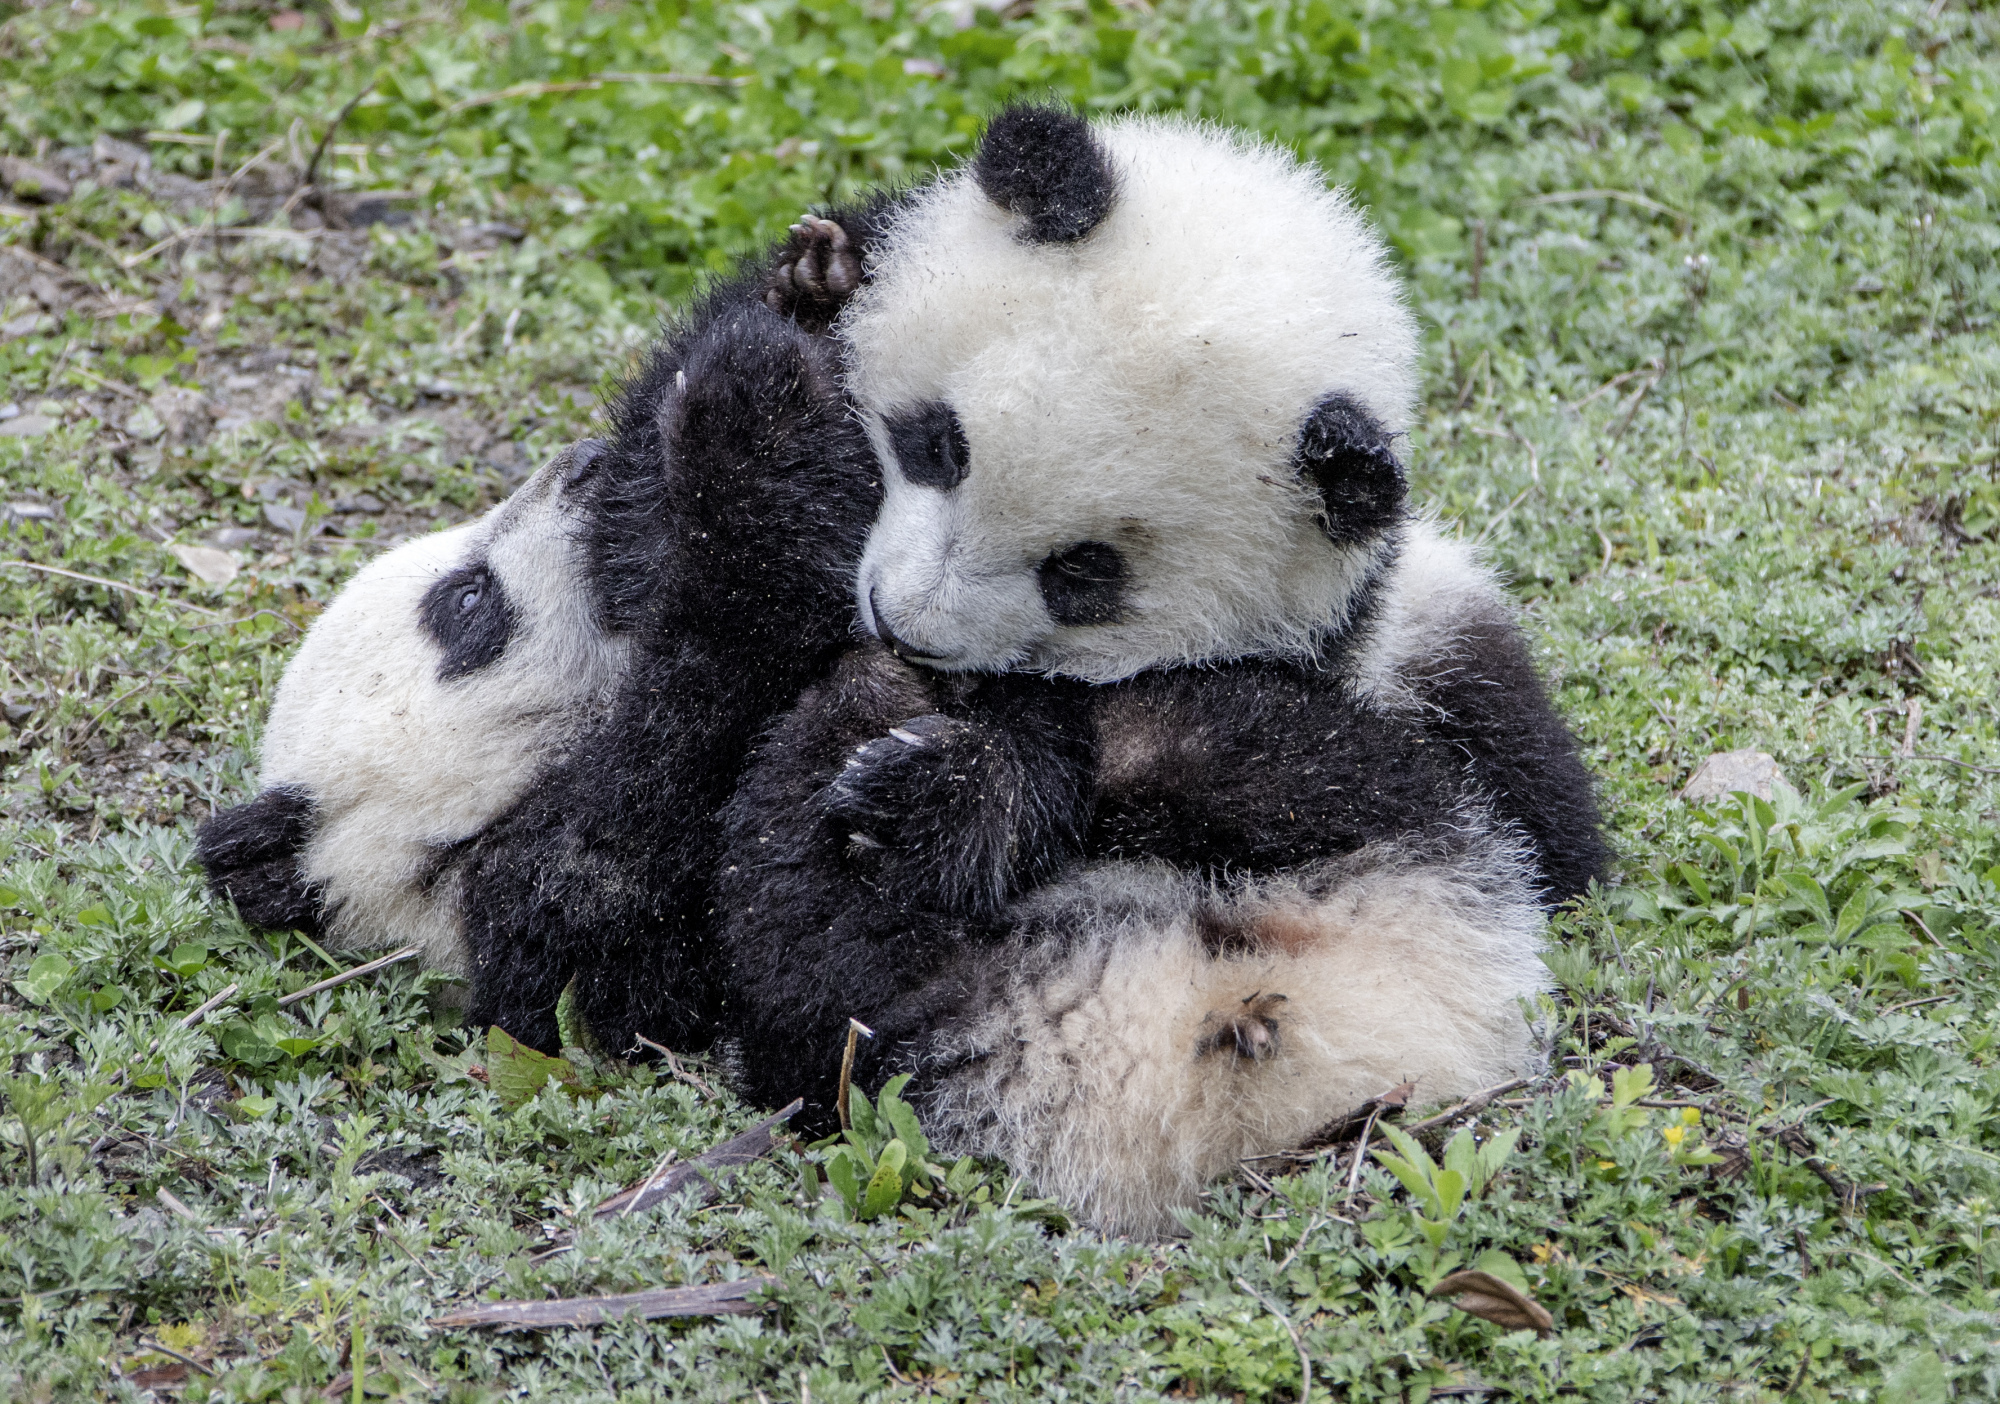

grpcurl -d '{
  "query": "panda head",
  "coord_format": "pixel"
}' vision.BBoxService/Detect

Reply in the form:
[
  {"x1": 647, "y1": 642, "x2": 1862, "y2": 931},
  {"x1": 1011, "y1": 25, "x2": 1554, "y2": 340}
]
[
  {"x1": 200, "y1": 439, "x2": 631, "y2": 967},
  {"x1": 844, "y1": 108, "x2": 1418, "y2": 683}
]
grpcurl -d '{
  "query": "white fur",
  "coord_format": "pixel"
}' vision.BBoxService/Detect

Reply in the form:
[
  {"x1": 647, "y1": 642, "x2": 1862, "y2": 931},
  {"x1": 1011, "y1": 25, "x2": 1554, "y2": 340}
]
[
  {"x1": 842, "y1": 115, "x2": 1418, "y2": 683},
  {"x1": 1350, "y1": 517, "x2": 1514, "y2": 709},
  {"x1": 259, "y1": 455, "x2": 631, "y2": 972},
  {"x1": 925, "y1": 840, "x2": 1547, "y2": 1236}
]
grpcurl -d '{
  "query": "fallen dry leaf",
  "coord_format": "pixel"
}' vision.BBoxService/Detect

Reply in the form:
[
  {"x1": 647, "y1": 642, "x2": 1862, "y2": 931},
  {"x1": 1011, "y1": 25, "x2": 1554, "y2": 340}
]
[
  {"x1": 1429, "y1": 1269, "x2": 1555, "y2": 1336},
  {"x1": 169, "y1": 543, "x2": 240, "y2": 586}
]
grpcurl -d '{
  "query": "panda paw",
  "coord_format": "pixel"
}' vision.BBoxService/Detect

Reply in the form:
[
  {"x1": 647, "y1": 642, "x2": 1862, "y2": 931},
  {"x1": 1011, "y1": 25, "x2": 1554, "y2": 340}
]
[
  {"x1": 1194, "y1": 991, "x2": 1288, "y2": 1062},
  {"x1": 816, "y1": 712, "x2": 1016, "y2": 914},
  {"x1": 763, "y1": 216, "x2": 863, "y2": 330}
]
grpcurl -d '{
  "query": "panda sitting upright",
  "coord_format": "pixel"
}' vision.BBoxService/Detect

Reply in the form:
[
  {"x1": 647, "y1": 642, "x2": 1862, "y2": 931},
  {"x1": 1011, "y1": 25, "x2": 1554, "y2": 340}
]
[{"x1": 715, "y1": 108, "x2": 1608, "y2": 1233}]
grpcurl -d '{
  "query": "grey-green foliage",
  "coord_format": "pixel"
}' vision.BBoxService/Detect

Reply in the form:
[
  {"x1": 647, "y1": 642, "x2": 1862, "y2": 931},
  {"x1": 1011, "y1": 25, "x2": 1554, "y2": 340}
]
[{"x1": 1, "y1": 0, "x2": 1999, "y2": 1398}]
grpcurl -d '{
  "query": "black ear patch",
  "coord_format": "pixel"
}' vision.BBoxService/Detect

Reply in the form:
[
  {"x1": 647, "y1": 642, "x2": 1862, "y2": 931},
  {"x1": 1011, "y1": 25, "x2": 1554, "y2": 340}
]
[
  {"x1": 973, "y1": 104, "x2": 1117, "y2": 244},
  {"x1": 420, "y1": 560, "x2": 516, "y2": 680},
  {"x1": 1038, "y1": 541, "x2": 1128, "y2": 626},
  {"x1": 884, "y1": 402, "x2": 971, "y2": 490},
  {"x1": 1292, "y1": 393, "x2": 1407, "y2": 547},
  {"x1": 195, "y1": 785, "x2": 325, "y2": 934}
]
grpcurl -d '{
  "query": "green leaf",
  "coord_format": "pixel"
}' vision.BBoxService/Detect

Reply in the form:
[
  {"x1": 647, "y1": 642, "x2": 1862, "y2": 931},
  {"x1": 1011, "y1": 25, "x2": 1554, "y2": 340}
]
[
  {"x1": 155, "y1": 98, "x2": 206, "y2": 130},
  {"x1": 14, "y1": 953, "x2": 73, "y2": 1005},
  {"x1": 485, "y1": 1026, "x2": 579, "y2": 1112},
  {"x1": 1610, "y1": 1064, "x2": 1656, "y2": 1109},
  {"x1": 273, "y1": 1036, "x2": 319, "y2": 1058},
  {"x1": 161, "y1": 942, "x2": 208, "y2": 977},
  {"x1": 861, "y1": 1145, "x2": 907, "y2": 1219},
  {"x1": 554, "y1": 978, "x2": 599, "y2": 1055},
  {"x1": 1373, "y1": 1150, "x2": 1442, "y2": 1219},
  {"x1": 848, "y1": 1080, "x2": 882, "y2": 1152},
  {"x1": 879, "y1": 1076, "x2": 930, "y2": 1164},
  {"x1": 824, "y1": 1148, "x2": 864, "y2": 1215},
  {"x1": 1432, "y1": 1168, "x2": 1467, "y2": 1222}
]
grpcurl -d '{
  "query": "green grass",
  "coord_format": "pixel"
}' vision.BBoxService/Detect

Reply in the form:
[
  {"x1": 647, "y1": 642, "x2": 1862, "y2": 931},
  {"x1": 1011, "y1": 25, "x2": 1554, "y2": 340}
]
[{"x1": 2, "y1": 0, "x2": 1998, "y2": 1398}]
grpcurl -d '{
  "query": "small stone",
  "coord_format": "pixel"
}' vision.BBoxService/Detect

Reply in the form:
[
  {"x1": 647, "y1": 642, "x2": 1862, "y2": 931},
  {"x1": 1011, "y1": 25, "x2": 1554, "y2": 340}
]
[
  {"x1": 5, "y1": 500, "x2": 58, "y2": 521},
  {"x1": 0, "y1": 414, "x2": 55, "y2": 438},
  {"x1": 211, "y1": 526, "x2": 262, "y2": 549},
  {"x1": 0, "y1": 156, "x2": 73, "y2": 204},
  {"x1": 168, "y1": 543, "x2": 239, "y2": 586},
  {"x1": 1681, "y1": 750, "x2": 1783, "y2": 803},
  {"x1": 263, "y1": 503, "x2": 308, "y2": 534},
  {"x1": 333, "y1": 493, "x2": 385, "y2": 514},
  {"x1": 0, "y1": 314, "x2": 55, "y2": 341}
]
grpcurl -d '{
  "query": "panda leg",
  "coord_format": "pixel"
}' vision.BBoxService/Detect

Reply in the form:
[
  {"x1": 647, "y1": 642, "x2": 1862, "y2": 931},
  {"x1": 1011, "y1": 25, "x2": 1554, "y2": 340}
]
[{"x1": 916, "y1": 842, "x2": 1548, "y2": 1236}]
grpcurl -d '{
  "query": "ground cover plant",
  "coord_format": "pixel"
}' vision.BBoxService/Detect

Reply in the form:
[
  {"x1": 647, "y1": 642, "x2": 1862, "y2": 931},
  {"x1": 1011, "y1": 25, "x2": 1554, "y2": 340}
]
[{"x1": 1, "y1": 0, "x2": 1997, "y2": 1397}]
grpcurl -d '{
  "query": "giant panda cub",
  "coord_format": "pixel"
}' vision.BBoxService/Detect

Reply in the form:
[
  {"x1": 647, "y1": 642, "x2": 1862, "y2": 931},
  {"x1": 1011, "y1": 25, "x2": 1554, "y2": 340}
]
[
  {"x1": 718, "y1": 109, "x2": 1609, "y2": 1233},
  {"x1": 196, "y1": 438, "x2": 632, "y2": 974},
  {"x1": 200, "y1": 265, "x2": 886, "y2": 1049}
]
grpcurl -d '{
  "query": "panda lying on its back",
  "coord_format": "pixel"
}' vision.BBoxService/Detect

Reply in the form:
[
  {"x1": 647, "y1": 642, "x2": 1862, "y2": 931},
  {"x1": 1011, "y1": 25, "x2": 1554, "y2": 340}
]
[
  {"x1": 718, "y1": 109, "x2": 1608, "y2": 1232},
  {"x1": 201, "y1": 248, "x2": 887, "y2": 1049},
  {"x1": 196, "y1": 439, "x2": 631, "y2": 972}
]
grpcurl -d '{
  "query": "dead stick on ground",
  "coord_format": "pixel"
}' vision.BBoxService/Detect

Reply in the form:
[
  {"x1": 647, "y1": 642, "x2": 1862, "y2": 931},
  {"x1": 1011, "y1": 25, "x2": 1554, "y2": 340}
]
[
  {"x1": 1343, "y1": 1109, "x2": 1380, "y2": 1210},
  {"x1": 1400, "y1": 1078, "x2": 1531, "y2": 1137},
  {"x1": 431, "y1": 1277, "x2": 775, "y2": 1331},
  {"x1": 2, "y1": 559, "x2": 226, "y2": 618},
  {"x1": 621, "y1": 1150, "x2": 677, "y2": 1219},
  {"x1": 631, "y1": 1034, "x2": 718, "y2": 1097},
  {"x1": 176, "y1": 982, "x2": 239, "y2": 1031},
  {"x1": 278, "y1": 945, "x2": 419, "y2": 1007},
  {"x1": 837, "y1": 1019, "x2": 873, "y2": 1134},
  {"x1": 305, "y1": 79, "x2": 378, "y2": 190}
]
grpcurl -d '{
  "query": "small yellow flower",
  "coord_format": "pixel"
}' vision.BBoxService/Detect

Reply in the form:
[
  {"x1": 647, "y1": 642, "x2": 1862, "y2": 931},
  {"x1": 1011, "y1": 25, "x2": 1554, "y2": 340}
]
[
  {"x1": 1662, "y1": 1125, "x2": 1687, "y2": 1147},
  {"x1": 1681, "y1": 1108, "x2": 1702, "y2": 1126}
]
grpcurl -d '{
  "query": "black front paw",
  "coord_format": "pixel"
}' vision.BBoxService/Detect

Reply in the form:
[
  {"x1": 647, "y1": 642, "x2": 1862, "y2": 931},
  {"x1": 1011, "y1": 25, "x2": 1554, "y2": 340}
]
[
  {"x1": 815, "y1": 713, "x2": 1016, "y2": 916},
  {"x1": 762, "y1": 216, "x2": 863, "y2": 333}
]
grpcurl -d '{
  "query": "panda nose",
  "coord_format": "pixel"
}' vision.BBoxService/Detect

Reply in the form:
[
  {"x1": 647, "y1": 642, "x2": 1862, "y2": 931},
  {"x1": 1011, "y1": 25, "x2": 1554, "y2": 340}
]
[{"x1": 869, "y1": 585, "x2": 946, "y2": 663}]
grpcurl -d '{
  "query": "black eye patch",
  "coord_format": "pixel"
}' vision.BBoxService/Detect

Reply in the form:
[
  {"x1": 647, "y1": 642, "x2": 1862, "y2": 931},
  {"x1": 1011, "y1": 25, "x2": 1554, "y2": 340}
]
[
  {"x1": 419, "y1": 561, "x2": 516, "y2": 680},
  {"x1": 884, "y1": 401, "x2": 970, "y2": 490},
  {"x1": 1037, "y1": 541, "x2": 1128, "y2": 627}
]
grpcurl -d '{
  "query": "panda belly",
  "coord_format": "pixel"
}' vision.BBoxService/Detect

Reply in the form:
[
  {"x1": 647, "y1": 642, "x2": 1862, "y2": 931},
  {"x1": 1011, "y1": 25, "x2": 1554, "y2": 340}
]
[{"x1": 913, "y1": 839, "x2": 1545, "y2": 1236}]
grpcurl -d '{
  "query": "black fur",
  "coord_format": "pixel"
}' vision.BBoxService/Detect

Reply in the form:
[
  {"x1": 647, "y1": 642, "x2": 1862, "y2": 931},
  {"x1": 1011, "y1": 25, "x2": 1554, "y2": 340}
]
[
  {"x1": 1395, "y1": 613, "x2": 1612, "y2": 902},
  {"x1": 195, "y1": 785, "x2": 324, "y2": 935},
  {"x1": 972, "y1": 105, "x2": 1118, "y2": 244},
  {"x1": 1036, "y1": 541, "x2": 1128, "y2": 626},
  {"x1": 761, "y1": 192, "x2": 905, "y2": 334},
  {"x1": 884, "y1": 401, "x2": 971, "y2": 490},
  {"x1": 718, "y1": 645, "x2": 1505, "y2": 1130},
  {"x1": 453, "y1": 279, "x2": 887, "y2": 1056},
  {"x1": 419, "y1": 562, "x2": 514, "y2": 680},
  {"x1": 1293, "y1": 393, "x2": 1406, "y2": 546}
]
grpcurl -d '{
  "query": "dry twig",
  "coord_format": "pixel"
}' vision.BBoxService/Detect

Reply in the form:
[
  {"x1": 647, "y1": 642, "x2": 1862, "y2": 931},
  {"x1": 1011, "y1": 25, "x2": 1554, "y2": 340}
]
[{"x1": 278, "y1": 945, "x2": 420, "y2": 1007}]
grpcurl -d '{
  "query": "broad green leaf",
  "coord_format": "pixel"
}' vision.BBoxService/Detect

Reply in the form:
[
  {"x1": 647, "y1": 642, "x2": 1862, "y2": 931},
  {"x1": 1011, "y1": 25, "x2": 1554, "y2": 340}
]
[
  {"x1": 861, "y1": 1148, "x2": 906, "y2": 1219},
  {"x1": 879, "y1": 1077, "x2": 929, "y2": 1163},
  {"x1": 1432, "y1": 1168, "x2": 1467, "y2": 1222},
  {"x1": 824, "y1": 1148, "x2": 863, "y2": 1214},
  {"x1": 14, "y1": 952, "x2": 72, "y2": 1005},
  {"x1": 485, "y1": 1025, "x2": 579, "y2": 1112}
]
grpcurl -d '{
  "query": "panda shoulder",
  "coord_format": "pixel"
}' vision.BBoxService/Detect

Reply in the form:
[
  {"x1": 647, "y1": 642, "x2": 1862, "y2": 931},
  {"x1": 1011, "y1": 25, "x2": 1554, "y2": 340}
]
[{"x1": 1349, "y1": 518, "x2": 1515, "y2": 704}]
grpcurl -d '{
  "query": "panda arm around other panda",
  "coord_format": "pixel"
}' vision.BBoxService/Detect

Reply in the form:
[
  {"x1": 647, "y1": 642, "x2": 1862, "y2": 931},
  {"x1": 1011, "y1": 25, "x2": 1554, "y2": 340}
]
[{"x1": 457, "y1": 277, "x2": 885, "y2": 1057}]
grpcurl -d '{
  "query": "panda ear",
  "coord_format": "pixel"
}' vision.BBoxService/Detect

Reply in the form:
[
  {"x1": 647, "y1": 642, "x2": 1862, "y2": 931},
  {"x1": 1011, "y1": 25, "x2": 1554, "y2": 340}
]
[
  {"x1": 972, "y1": 104, "x2": 1117, "y2": 244},
  {"x1": 1292, "y1": 393, "x2": 1406, "y2": 547}
]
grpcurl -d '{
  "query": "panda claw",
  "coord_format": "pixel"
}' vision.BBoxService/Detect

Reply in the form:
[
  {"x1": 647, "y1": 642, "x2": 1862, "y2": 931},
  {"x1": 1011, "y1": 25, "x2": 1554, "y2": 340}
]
[{"x1": 1194, "y1": 991, "x2": 1288, "y2": 1062}]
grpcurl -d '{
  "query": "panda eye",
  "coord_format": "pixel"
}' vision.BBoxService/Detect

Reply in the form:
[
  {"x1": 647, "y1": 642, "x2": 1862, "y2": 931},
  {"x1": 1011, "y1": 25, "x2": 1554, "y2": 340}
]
[
  {"x1": 884, "y1": 401, "x2": 970, "y2": 491},
  {"x1": 1037, "y1": 541, "x2": 1128, "y2": 626},
  {"x1": 420, "y1": 561, "x2": 514, "y2": 681}
]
